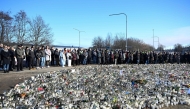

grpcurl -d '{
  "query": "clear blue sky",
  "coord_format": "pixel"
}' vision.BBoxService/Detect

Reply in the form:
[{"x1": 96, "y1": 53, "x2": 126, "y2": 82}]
[{"x1": 1, "y1": 0, "x2": 190, "y2": 49}]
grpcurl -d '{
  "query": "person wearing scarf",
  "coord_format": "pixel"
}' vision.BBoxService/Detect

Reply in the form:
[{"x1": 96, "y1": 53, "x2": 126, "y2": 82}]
[{"x1": 1, "y1": 45, "x2": 11, "y2": 73}]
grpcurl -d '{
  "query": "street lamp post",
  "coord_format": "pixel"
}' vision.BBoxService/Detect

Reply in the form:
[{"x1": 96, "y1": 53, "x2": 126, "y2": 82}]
[
  {"x1": 73, "y1": 28, "x2": 85, "y2": 48},
  {"x1": 109, "y1": 13, "x2": 127, "y2": 51}
]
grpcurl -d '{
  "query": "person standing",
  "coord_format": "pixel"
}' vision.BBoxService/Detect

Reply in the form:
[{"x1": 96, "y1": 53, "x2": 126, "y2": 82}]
[
  {"x1": 97, "y1": 50, "x2": 102, "y2": 64},
  {"x1": 15, "y1": 44, "x2": 24, "y2": 71},
  {"x1": 50, "y1": 47, "x2": 55, "y2": 66},
  {"x1": 110, "y1": 51, "x2": 114, "y2": 64},
  {"x1": 54, "y1": 48, "x2": 60, "y2": 66},
  {"x1": 169, "y1": 53, "x2": 173, "y2": 64},
  {"x1": 66, "y1": 50, "x2": 72, "y2": 67},
  {"x1": 188, "y1": 52, "x2": 190, "y2": 64},
  {"x1": 72, "y1": 50, "x2": 77, "y2": 66},
  {"x1": 40, "y1": 46, "x2": 46, "y2": 68},
  {"x1": 59, "y1": 49, "x2": 66, "y2": 67},
  {"x1": 35, "y1": 47, "x2": 42, "y2": 69},
  {"x1": 9, "y1": 46, "x2": 15, "y2": 71},
  {"x1": 137, "y1": 52, "x2": 140, "y2": 64},
  {"x1": 45, "y1": 46, "x2": 51, "y2": 67},
  {"x1": 93, "y1": 49, "x2": 97, "y2": 64},
  {"x1": 0, "y1": 43, "x2": 3, "y2": 70},
  {"x1": 79, "y1": 49, "x2": 83, "y2": 65},
  {"x1": 1, "y1": 45, "x2": 11, "y2": 73},
  {"x1": 76, "y1": 50, "x2": 80, "y2": 65},
  {"x1": 177, "y1": 53, "x2": 181, "y2": 64},
  {"x1": 105, "y1": 50, "x2": 110, "y2": 65},
  {"x1": 25, "y1": 47, "x2": 30, "y2": 68},
  {"x1": 87, "y1": 49, "x2": 92, "y2": 64},
  {"x1": 101, "y1": 50, "x2": 105, "y2": 65},
  {"x1": 83, "y1": 49, "x2": 88, "y2": 65},
  {"x1": 114, "y1": 50, "x2": 119, "y2": 65},
  {"x1": 28, "y1": 46, "x2": 35, "y2": 70}
]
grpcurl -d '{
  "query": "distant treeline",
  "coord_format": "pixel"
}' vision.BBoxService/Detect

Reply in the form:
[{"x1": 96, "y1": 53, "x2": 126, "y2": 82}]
[{"x1": 92, "y1": 34, "x2": 190, "y2": 52}]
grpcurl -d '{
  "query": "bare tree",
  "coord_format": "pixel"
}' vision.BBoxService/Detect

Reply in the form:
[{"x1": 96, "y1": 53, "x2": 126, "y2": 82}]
[
  {"x1": 112, "y1": 35, "x2": 126, "y2": 50},
  {"x1": 174, "y1": 43, "x2": 183, "y2": 52},
  {"x1": 28, "y1": 15, "x2": 53, "y2": 46},
  {"x1": 14, "y1": 10, "x2": 30, "y2": 44},
  {"x1": 4, "y1": 25, "x2": 15, "y2": 44},
  {"x1": 91, "y1": 33, "x2": 154, "y2": 51},
  {"x1": 157, "y1": 44, "x2": 165, "y2": 51},
  {"x1": 0, "y1": 11, "x2": 13, "y2": 43},
  {"x1": 104, "y1": 33, "x2": 113, "y2": 49},
  {"x1": 92, "y1": 36, "x2": 104, "y2": 49}
]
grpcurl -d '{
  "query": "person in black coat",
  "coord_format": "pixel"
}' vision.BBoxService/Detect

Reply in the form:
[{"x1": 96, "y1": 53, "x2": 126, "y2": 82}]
[
  {"x1": 9, "y1": 46, "x2": 16, "y2": 71},
  {"x1": 54, "y1": 48, "x2": 60, "y2": 66},
  {"x1": 188, "y1": 52, "x2": 190, "y2": 64},
  {"x1": 1, "y1": 45, "x2": 11, "y2": 73},
  {"x1": 28, "y1": 46, "x2": 35, "y2": 70},
  {"x1": 35, "y1": 47, "x2": 42, "y2": 69},
  {"x1": 87, "y1": 49, "x2": 92, "y2": 64},
  {"x1": 50, "y1": 47, "x2": 55, "y2": 66},
  {"x1": 0, "y1": 43, "x2": 3, "y2": 69},
  {"x1": 25, "y1": 46, "x2": 30, "y2": 68}
]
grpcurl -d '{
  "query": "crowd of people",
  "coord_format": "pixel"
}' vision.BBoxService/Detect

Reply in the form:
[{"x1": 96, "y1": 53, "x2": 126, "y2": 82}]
[{"x1": 0, "y1": 42, "x2": 190, "y2": 73}]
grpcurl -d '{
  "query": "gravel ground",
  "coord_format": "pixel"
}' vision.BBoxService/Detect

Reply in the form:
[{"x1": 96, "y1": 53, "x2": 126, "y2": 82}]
[{"x1": 0, "y1": 65, "x2": 190, "y2": 109}]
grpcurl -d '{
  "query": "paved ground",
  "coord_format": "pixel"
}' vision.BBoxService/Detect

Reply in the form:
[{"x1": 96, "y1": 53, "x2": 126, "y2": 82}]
[{"x1": 0, "y1": 65, "x2": 189, "y2": 109}]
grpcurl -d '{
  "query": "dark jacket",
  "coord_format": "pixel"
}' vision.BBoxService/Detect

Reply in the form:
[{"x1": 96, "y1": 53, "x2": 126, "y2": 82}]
[
  {"x1": 28, "y1": 49, "x2": 35, "y2": 58},
  {"x1": 1, "y1": 49, "x2": 11, "y2": 64},
  {"x1": 35, "y1": 50, "x2": 42, "y2": 59},
  {"x1": 16, "y1": 48, "x2": 24, "y2": 58},
  {"x1": 0, "y1": 47, "x2": 3, "y2": 60},
  {"x1": 41, "y1": 49, "x2": 46, "y2": 57},
  {"x1": 25, "y1": 48, "x2": 29, "y2": 58},
  {"x1": 9, "y1": 49, "x2": 15, "y2": 61},
  {"x1": 72, "y1": 52, "x2": 77, "y2": 60},
  {"x1": 54, "y1": 50, "x2": 59, "y2": 58}
]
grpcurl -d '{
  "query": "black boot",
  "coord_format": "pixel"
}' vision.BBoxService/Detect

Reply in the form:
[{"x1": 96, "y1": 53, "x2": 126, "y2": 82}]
[
  {"x1": 4, "y1": 70, "x2": 6, "y2": 73},
  {"x1": 7, "y1": 70, "x2": 9, "y2": 73}
]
